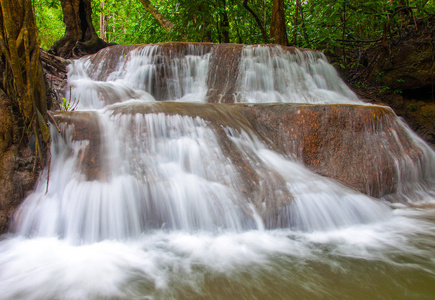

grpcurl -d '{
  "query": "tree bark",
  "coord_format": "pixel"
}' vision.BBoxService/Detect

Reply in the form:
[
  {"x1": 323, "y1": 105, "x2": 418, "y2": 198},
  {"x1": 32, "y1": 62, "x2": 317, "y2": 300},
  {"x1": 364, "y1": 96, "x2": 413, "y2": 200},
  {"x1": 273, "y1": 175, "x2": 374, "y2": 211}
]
[
  {"x1": 342, "y1": 1, "x2": 347, "y2": 74},
  {"x1": 220, "y1": 0, "x2": 230, "y2": 43},
  {"x1": 243, "y1": 0, "x2": 268, "y2": 43},
  {"x1": 139, "y1": 0, "x2": 174, "y2": 32},
  {"x1": 296, "y1": 0, "x2": 309, "y2": 45},
  {"x1": 0, "y1": 0, "x2": 50, "y2": 160},
  {"x1": 0, "y1": 0, "x2": 51, "y2": 233},
  {"x1": 270, "y1": 0, "x2": 288, "y2": 46},
  {"x1": 100, "y1": 1, "x2": 106, "y2": 41},
  {"x1": 51, "y1": 0, "x2": 107, "y2": 58},
  {"x1": 293, "y1": 0, "x2": 299, "y2": 45}
]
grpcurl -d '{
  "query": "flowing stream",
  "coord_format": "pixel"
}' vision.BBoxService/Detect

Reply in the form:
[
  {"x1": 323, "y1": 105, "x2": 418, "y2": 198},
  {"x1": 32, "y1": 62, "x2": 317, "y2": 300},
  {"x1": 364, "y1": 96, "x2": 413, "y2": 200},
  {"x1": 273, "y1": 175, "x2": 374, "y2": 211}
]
[{"x1": 1, "y1": 44, "x2": 434, "y2": 299}]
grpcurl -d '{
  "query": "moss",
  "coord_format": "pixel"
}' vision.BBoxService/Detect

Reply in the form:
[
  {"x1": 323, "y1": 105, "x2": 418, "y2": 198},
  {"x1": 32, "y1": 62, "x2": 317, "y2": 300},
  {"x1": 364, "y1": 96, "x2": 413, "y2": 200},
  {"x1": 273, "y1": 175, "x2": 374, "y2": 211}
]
[{"x1": 0, "y1": 92, "x2": 13, "y2": 154}]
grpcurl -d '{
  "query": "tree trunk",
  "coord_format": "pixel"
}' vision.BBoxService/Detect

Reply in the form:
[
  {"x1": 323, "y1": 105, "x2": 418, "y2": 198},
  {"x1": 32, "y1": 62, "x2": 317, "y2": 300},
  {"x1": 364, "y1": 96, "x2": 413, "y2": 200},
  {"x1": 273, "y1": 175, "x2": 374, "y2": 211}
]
[
  {"x1": 297, "y1": 0, "x2": 309, "y2": 45},
  {"x1": 270, "y1": 0, "x2": 288, "y2": 46},
  {"x1": 293, "y1": 0, "x2": 299, "y2": 46},
  {"x1": 342, "y1": 1, "x2": 347, "y2": 75},
  {"x1": 0, "y1": 0, "x2": 50, "y2": 159},
  {"x1": 220, "y1": 0, "x2": 230, "y2": 43},
  {"x1": 51, "y1": 0, "x2": 107, "y2": 58},
  {"x1": 0, "y1": 0, "x2": 50, "y2": 232},
  {"x1": 139, "y1": 0, "x2": 174, "y2": 32},
  {"x1": 100, "y1": 1, "x2": 106, "y2": 41},
  {"x1": 243, "y1": 0, "x2": 269, "y2": 43}
]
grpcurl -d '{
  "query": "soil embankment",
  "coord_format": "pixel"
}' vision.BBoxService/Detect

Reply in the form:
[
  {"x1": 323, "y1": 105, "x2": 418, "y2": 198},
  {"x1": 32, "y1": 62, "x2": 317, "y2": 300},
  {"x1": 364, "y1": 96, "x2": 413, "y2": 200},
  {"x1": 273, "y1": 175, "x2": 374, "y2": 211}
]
[{"x1": 329, "y1": 15, "x2": 435, "y2": 148}]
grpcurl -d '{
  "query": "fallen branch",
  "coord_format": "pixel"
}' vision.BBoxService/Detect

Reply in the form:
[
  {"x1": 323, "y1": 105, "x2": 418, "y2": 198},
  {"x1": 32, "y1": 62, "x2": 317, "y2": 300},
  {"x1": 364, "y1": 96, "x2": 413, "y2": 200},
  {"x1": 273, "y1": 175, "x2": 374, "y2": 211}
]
[
  {"x1": 335, "y1": 38, "x2": 381, "y2": 44},
  {"x1": 40, "y1": 49, "x2": 69, "y2": 74},
  {"x1": 46, "y1": 111, "x2": 61, "y2": 133}
]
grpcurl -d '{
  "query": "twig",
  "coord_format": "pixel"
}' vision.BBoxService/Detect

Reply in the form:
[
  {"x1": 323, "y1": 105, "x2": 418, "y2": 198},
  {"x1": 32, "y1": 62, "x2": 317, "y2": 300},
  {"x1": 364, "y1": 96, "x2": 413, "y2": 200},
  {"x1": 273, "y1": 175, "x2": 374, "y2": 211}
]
[
  {"x1": 335, "y1": 38, "x2": 381, "y2": 44},
  {"x1": 366, "y1": 52, "x2": 382, "y2": 83},
  {"x1": 47, "y1": 111, "x2": 61, "y2": 133},
  {"x1": 350, "y1": 49, "x2": 380, "y2": 82},
  {"x1": 390, "y1": 6, "x2": 418, "y2": 19},
  {"x1": 45, "y1": 143, "x2": 51, "y2": 194}
]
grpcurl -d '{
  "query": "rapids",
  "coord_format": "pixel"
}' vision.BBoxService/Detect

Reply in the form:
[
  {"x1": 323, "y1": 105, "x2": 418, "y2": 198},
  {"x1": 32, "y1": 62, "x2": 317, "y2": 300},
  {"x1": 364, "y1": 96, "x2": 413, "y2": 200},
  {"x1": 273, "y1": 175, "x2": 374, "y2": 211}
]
[{"x1": 1, "y1": 43, "x2": 434, "y2": 299}]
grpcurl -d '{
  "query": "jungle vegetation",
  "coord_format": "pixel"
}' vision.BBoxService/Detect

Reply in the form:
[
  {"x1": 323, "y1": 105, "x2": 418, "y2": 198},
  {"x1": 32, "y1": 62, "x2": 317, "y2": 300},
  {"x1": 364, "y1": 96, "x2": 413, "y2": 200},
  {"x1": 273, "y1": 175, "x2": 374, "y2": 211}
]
[{"x1": 34, "y1": 0, "x2": 435, "y2": 50}]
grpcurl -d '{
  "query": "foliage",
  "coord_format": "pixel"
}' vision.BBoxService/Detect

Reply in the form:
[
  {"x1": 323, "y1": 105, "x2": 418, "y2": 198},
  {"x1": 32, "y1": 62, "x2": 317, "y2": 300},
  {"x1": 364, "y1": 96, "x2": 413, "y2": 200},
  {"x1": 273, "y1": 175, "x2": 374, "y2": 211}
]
[
  {"x1": 60, "y1": 87, "x2": 79, "y2": 111},
  {"x1": 32, "y1": 0, "x2": 65, "y2": 49},
  {"x1": 34, "y1": 0, "x2": 435, "y2": 49},
  {"x1": 60, "y1": 96, "x2": 79, "y2": 111},
  {"x1": 378, "y1": 86, "x2": 390, "y2": 95}
]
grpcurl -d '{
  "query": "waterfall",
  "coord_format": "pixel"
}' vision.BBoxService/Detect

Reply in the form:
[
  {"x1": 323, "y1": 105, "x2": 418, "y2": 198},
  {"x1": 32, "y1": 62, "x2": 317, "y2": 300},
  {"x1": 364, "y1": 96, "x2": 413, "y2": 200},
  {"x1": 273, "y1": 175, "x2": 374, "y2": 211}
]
[
  {"x1": 235, "y1": 46, "x2": 360, "y2": 103},
  {"x1": 11, "y1": 42, "x2": 435, "y2": 240},
  {"x1": 1, "y1": 43, "x2": 435, "y2": 299}
]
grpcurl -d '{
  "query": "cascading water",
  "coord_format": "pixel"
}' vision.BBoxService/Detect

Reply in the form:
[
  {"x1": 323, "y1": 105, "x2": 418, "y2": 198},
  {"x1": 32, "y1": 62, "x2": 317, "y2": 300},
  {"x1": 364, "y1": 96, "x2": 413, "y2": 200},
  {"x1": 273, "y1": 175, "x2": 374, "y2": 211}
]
[
  {"x1": 235, "y1": 46, "x2": 360, "y2": 104},
  {"x1": 1, "y1": 43, "x2": 434, "y2": 299}
]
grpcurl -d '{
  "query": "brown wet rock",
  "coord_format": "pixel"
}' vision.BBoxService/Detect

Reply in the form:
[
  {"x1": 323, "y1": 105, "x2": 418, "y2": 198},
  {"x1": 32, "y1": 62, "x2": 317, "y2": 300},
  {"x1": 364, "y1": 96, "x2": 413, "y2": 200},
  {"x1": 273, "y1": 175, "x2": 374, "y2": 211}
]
[
  {"x1": 127, "y1": 102, "x2": 428, "y2": 199},
  {"x1": 239, "y1": 103, "x2": 427, "y2": 198},
  {"x1": 0, "y1": 91, "x2": 39, "y2": 233},
  {"x1": 53, "y1": 111, "x2": 104, "y2": 181},
  {"x1": 86, "y1": 44, "x2": 140, "y2": 81},
  {"x1": 206, "y1": 43, "x2": 244, "y2": 103},
  {"x1": 354, "y1": 89, "x2": 435, "y2": 148},
  {"x1": 40, "y1": 49, "x2": 69, "y2": 110}
]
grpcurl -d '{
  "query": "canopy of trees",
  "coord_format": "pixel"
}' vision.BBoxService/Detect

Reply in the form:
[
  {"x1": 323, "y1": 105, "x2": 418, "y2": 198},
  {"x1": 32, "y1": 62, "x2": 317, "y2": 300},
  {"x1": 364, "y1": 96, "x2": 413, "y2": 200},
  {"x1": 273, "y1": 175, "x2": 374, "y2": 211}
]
[{"x1": 34, "y1": 0, "x2": 434, "y2": 50}]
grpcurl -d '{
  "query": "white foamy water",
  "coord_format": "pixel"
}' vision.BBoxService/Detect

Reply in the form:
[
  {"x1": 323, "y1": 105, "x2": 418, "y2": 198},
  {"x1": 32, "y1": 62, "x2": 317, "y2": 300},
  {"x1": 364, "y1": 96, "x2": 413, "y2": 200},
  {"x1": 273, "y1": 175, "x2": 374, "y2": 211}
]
[
  {"x1": 222, "y1": 127, "x2": 391, "y2": 231},
  {"x1": 67, "y1": 44, "x2": 211, "y2": 109},
  {"x1": 235, "y1": 46, "x2": 361, "y2": 104},
  {"x1": 1, "y1": 208, "x2": 434, "y2": 299},
  {"x1": 13, "y1": 112, "x2": 251, "y2": 243},
  {"x1": 67, "y1": 44, "x2": 362, "y2": 106},
  {"x1": 1, "y1": 43, "x2": 435, "y2": 299},
  {"x1": 386, "y1": 118, "x2": 435, "y2": 203}
]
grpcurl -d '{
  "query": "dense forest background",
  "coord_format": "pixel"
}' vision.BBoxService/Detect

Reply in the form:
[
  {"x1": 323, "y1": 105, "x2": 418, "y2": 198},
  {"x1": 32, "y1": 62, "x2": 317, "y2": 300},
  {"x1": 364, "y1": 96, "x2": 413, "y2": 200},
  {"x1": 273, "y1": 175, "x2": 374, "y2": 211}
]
[
  {"x1": 34, "y1": 0, "x2": 435, "y2": 89},
  {"x1": 35, "y1": 0, "x2": 435, "y2": 49}
]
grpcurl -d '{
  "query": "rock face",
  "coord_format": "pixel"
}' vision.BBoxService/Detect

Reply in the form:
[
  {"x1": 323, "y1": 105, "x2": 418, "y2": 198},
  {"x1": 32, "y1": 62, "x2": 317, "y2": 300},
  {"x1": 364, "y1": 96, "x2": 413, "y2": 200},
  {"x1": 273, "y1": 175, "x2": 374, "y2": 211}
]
[
  {"x1": 240, "y1": 104, "x2": 429, "y2": 198},
  {"x1": 53, "y1": 102, "x2": 433, "y2": 202},
  {"x1": 375, "y1": 36, "x2": 434, "y2": 92},
  {"x1": 0, "y1": 91, "x2": 38, "y2": 233},
  {"x1": 205, "y1": 43, "x2": 244, "y2": 103},
  {"x1": 53, "y1": 112, "x2": 104, "y2": 181},
  {"x1": 335, "y1": 17, "x2": 435, "y2": 147},
  {"x1": 368, "y1": 30, "x2": 435, "y2": 147}
]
